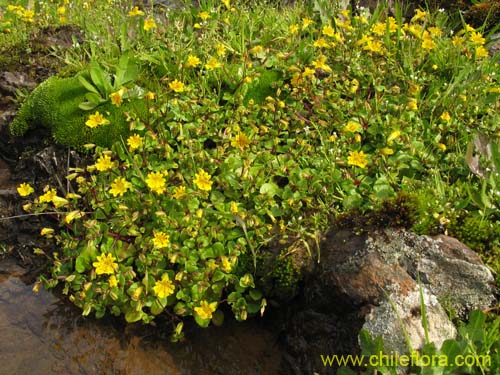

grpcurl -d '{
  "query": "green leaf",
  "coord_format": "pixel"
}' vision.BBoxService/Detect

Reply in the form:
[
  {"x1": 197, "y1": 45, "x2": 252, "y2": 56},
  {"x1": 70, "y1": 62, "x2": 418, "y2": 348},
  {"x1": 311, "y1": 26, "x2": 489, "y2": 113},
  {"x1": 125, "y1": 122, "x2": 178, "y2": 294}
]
[
  {"x1": 78, "y1": 101, "x2": 99, "y2": 111},
  {"x1": 78, "y1": 75, "x2": 100, "y2": 95},
  {"x1": 259, "y1": 182, "x2": 280, "y2": 197},
  {"x1": 194, "y1": 314, "x2": 211, "y2": 328},
  {"x1": 125, "y1": 308, "x2": 143, "y2": 323},
  {"x1": 212, "y1": 309, "x2": 224, "y2": 326}
]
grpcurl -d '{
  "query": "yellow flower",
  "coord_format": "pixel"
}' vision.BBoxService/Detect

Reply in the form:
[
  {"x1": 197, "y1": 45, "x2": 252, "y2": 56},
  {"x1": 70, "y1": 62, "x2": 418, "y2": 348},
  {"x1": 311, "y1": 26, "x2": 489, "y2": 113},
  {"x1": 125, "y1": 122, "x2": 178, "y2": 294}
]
[
  {"x1": 52, "y1": 196, "x2": 69, "y2": 208},
  {"x1": 407, "y1": 98, "x2": 418, "y2": 111},
  {"x1": 198, "y1": 11, "x2": 210, "y2": 20},
  {"x1": 193, "y1": 169, "x2": 213, "y2": 191},
  {"x1": 230, "y1": 201, "x2": 239, "y2": 214},
  {"x1": 452, "y1": 35, "x2": 465, "y2": 47},
  {"x1": 313, "y1": 38, "x2": 330, "y2": 48},
  {"x1": 173, "y1": 185, "x2": 186, "y2": 199},
  {"x1": 387, "y1": 130, "x2": 401, "y2": 143},
  {"x1": 470, "y1": 31, "x2": 486, "y2": 46},
  {"x1": 143, "y1": 17, "x2": 156, "y2": 31},
  {"x1": 153, "y1": 274, "x2": 175, "y2": 299},
  {"x1": 108, "y1": 275, "x2": 118, "y2": 288},
  {"x1": 437, "y1": 143, "x2": 447, "y2": 151},
  {"x1": 303, "y1": 67, "x2": 316, "y2": 78},
  {"x1": 347, "y1": 150, "x2": 368, "y2": 168},
  {"x1": 95, "y1": 154, "x2": 115, "y2": 171},
  {"x1": 57, "y1": 6, "x2": 66, "y2": 15},
  {"x1": 128, "y1": 6, "x2": 145, "y2": 16},
  {"x1": 127, "y1": 134, "x2": 143, "y2": 151},
  {"x1": 302, "y1": 17, "x2": 313, "y2": 30},
  {"x1": 152, "y1": 231, "x2": 170, "y2": 248},
  {"x1": 428, "y1": 26, "x2": 442, "y2": 37},
  {"x1": 411, "y1": 9, "x2": 427, "y2": 23},
  {"x1": 216, "y1": 43, "x2": 227, "y2": 56},
  {"x1": 39, "y1": 187, "x2": 57, "y2": 203},
  {"x1": 322, "y1": 25, "x2": 335, "y2": 37},
  {"x1": 194, "y1": 300, "x2": 217, "y2": 320},
  {"x1": 475, "y1": 46, "x2": 489, "y2": 59},
  {"x1": 185, "y1": 55, "x2": 201, "y2": 68},
  {"x1": 145, "y1": 91, "x2": 156, "y2": 100},
  {"x1": 221, "y1": 256, "x2": 233, "y2": 272},
  {"x1": 169, "y1": 79, "x2": 185, "y2": 93},
  {"x1": 109, "y1": 177, "x2": 130, "y2": 197},
  {"x1": 440, "y1": 111, "x2": 451, "y2": 122},
  {"x1": 380, "y1": 147, "x2": 394, "y2": 155},
  {"x1": 343, "y1": 120, "x2": 362, "y2": 133},
  {"x1": 65, "y1": 210, "x2": 84, "y2": 224},
  {"x1": 85, "y1": 111, "x2": 110, "y2": 128},
  {"x1": 146, "y1": 171, "x2": 166, "y2": 194},
  {"x1": 17, "y1": 182, "x2": 34, "y2": 197},
  {"x1": 363, "y1": 40, "x2": 384, "y2": 54},
  {"x1": 349, "y1": 78, "x2": 359, "y2": 93},
  {"x1": 40, "y1": 227, "x2": 54, "y2": 237},
  {"x1": 371, "y1": 22, "x2": 386, "y2": 36},
  {"x1": 109, "y1": 88, "x2": 125, "y2": 107},
  {"x1": 249, "y1": 45, "x2": 264, "y2": 55},
  {"x1": 312, "y1": 55, "x2": 332, "y2": 72},
  {"x1": 231, "y1": 132, "x2": 250, "y2": 150},
  {"x1": 421, "y1": 32, "x2": 436, "y2": 50},
  {"x1": 93, "y1": 253, "x2": 118, "y2": 275},
  {"x1": 205, "y1": 57, "x2": 222, "y2": 70},
  {"x1": 289, "y1": 24, "x2": 299, "y2": 35}
]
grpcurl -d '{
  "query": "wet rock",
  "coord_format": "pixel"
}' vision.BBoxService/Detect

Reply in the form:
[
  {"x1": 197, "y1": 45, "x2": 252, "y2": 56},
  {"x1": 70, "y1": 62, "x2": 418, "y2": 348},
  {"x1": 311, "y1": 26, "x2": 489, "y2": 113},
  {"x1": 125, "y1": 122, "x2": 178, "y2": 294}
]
[
  {"x1": 282, "y1": 228, "x2": 497, "y2": 374},
  {"x1": 0, "y1": 71, "x2": 37, "y2": 94}
]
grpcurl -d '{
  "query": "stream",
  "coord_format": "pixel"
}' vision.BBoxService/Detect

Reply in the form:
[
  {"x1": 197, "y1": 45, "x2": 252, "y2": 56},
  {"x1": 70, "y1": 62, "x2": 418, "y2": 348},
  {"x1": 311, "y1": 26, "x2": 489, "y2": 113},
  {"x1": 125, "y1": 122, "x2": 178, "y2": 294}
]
[{"x1": 0, "y1": 257, "x2": 283, "y2": 375}]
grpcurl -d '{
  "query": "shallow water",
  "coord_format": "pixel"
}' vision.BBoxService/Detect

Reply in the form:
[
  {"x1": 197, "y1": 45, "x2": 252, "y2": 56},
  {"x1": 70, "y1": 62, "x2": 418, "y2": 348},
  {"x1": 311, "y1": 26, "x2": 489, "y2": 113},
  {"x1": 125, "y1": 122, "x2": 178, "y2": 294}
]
[{"x1": 0, "y1": 258, "x2": 283, "y2": 375}]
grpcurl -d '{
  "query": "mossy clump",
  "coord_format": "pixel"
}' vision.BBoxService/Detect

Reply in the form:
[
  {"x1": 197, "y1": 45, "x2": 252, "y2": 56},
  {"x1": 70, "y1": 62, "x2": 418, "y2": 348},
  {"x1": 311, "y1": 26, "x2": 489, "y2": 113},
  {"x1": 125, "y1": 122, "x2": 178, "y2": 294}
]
[{"x1": 10, "y1": 74, "x2": 145, "y2": 149}]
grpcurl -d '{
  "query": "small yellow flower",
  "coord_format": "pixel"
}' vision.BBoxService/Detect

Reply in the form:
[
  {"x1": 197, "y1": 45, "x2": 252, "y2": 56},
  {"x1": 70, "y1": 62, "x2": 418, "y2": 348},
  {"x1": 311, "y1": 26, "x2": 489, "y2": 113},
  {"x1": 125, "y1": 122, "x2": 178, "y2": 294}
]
[
  {"x1": 302, "y1": 17, "x2": 314, "y2": 30},
  {"x1": 216, "y1": 43, "x2": 227, "y2": 56},
  {"x1": 407, "y1": 98, "x2": 418, "y2": 111},
  {"x1": 127, "y1": 134, "x2": 143, "y2": 151},
  {"x1": 173, "y1": 185, "x2": 186, "y2": 199},
  {"x1": 440, "y1": 111, "x2": 451, "y2": 122},
  {"x1": 289, "y1": 24, "x2": 299, "y2": 35},
  {"x1": 93, "y1": 253, "x2": 118, "y2": 275},
  {"x1": 39, "y1": 187, "x2": 57, "y2": 203},
  {"x1": 40, "y1": 227, "x2": 54, "y2": 237},
  {"x1": 231, "y1": 132, "x2": 250, "y2": 151},
  {"x1": 153, "y1": 274, "x2": 175, "y2": 299},
  {"x1": 193, "y1": 169, "x2": 213, "y2": 191},
  {"x1": 380, "y1": 147, "x2": 394, "y2": 155},
  {"x1": 17, "y1": 182, "x2": 34, "y2": 197},
  {"x1": 185, "y1": 55, "x2": 201, "y2": 68},
  {"x1": 230, "y1": 201, "x2": 239, "y2": 214},
  {"x1": 128, "y1": 6, "x2": 145, "y2": 16},
  {"x1": 322, "y1": 25, "x2": 336, "y2": 37},
  {"x1": 194, "y1": 300, "x2": 217, "y2": 320},
  {"x1": 169, "y1": 79, "x2": 185, "y2": 93},
  {"x1": 109, "y1": 177, "x2": 131, "y2": 197},
  {"x1": 108, "y1": 275, "x2": 118, "y2": 288},
  {"x1": 205, "y1": 57, "x2": 222, "y2": 70},
  {"x1": 387, "y1": 130, "x2": 401, "y2": 143},
  {"x1": 143, "y1": 17, "x2": 156, "y2": 31},
  {"x1": 343, "y1": 120, "x2": 362, "y2": 133},
  {"x1": 249, "y1": 45, "x2": 264, "y2": 55},
  {"x1": 146, "y1": 171, "x2": 166, "y2": 194},
  {"x1": 221, "y1": 256, "x2": 232, "y2": 272},
  {"x1": 313, "y1": 37, "x2": 330, "y2": 48},
  {"x1": 428, "y1": 26, "x2": 442, "y2": 37},
  {"x1": 52, "y1": 196, "x2": 69, "y2": 208},
  {"x1": 145, "y1": 91, "x2": 156, "y2": 100},
  {"x1": 437, "y1": 143, "x2": 447, "y2": 151},
  {"x1": 57, "y1": 6, "x2": 66, "y2": 15},
  {"x1": 109, "y1": 88, "x2": 125, "y2": 107},
  {"x1": 198, "y1": 11, "x2": 210, "y2": 20},
  {"x1": 65, "y1": 210, "x2": 84, "y2": 224},
  {"x1": 347, "y1": 150, "x2": 368, "y2": 168},
  {"x1": 421, "y1": 32, "x2": 436, "y2": 50},
  {"x1": 470, "y1": 31, "x2": 486, "y2": 46},
  {"x1": 152, "y1": 231, "x2": 170, "y2": 248},
  {"x1": 411, "y1": 9, "x2": 427, "y2": 23},
  {"x1": 95, "y1": 154, "x2": 115, "y2": 171},
  {"x1": 312, "y1": 55, "x2": 332, "y2": 72},
  {"x1": 85, "y1": 111, "x2": 110, "y2": 128},
  {"x1": 475, "y1": 46, "x2": 489, "y2": 59},
  {"x1": 364, "y1": 40, "x2": 384, "y2": 54}
]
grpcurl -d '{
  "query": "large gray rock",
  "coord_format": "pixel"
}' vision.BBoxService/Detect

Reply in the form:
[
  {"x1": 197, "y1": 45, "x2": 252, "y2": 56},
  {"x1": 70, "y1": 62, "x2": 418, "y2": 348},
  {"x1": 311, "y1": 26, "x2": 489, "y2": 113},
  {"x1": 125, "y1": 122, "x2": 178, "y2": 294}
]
[{"x1": 282, "y1": 228, "x2": 497, "y2": 374}]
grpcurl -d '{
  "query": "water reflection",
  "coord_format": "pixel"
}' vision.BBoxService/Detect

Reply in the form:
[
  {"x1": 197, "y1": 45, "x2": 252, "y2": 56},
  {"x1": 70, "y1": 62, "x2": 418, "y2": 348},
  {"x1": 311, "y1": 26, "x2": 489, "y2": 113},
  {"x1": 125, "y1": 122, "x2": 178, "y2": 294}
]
[{"x1": 0, "y1": 258, "x2": 282, "y2": 375}]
